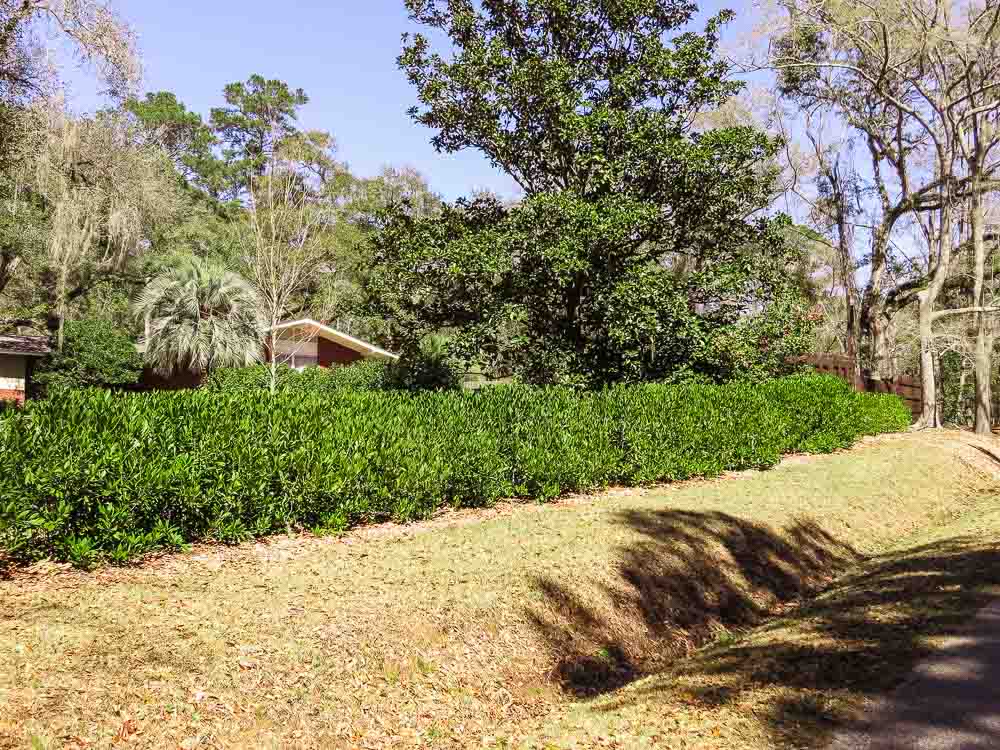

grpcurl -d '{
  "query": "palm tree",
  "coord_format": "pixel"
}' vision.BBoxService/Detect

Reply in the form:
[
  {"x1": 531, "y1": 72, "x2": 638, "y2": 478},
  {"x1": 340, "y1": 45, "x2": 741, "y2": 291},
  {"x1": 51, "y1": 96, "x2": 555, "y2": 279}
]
[{"x1": 134, "y1": 257, "x2": 265, "y2": 375}]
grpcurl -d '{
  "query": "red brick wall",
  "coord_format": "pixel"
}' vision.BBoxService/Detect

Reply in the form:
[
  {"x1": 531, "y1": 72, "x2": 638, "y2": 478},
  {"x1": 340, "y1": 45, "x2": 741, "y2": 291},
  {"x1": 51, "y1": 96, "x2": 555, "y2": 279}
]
[
  {"x1": 0, "y1": 388, "x2": 25, "y2": 405},
  {"x1": 318, "y1": 337, "x2": 364, "y2": 366}
]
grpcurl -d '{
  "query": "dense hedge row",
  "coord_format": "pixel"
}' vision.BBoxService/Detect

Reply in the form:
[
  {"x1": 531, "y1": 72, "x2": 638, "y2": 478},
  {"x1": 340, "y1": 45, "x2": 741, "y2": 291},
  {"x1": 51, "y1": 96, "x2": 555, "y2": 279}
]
[
  {"x1": 204, "y1": 361, "x2": 391, "y2": 393},
  {"x1": 0, "y1": 375, "x2": 911, "y2": 566}
]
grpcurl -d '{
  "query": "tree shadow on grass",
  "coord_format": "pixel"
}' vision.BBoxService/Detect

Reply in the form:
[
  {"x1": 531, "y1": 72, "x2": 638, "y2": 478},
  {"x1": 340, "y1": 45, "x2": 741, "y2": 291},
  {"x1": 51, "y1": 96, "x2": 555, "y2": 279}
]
[
  {"x1": 527, "y1": 508, "x2": 1000, "y2": 746},
  {"x1": 528, "y1": 509, "x2": 861, "y2": 696}
]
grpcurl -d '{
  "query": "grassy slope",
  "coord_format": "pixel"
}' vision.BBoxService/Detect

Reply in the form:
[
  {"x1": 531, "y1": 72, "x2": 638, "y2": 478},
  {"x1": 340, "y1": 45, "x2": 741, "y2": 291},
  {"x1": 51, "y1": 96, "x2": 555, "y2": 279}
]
[
  {"x1": 1, "y1": 433, "x2": 996, "y2": 749},
  {"x1": 521, "y1": 455, "x2": 1000, "y2": 749}
]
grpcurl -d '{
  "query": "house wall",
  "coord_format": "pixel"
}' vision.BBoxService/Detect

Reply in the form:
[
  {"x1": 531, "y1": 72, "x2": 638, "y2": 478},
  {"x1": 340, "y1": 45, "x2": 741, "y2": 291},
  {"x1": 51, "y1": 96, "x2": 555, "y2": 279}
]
[
  {"x1": 268, "y1": 328, "x2": 366, "y2": 368},
  {"x1": 272, "y1": 336, "x2": 320, "y2": 368},
  {"x1": 0, "y1": 355, "x2": 27, "y2": 404},
  {"x1": 318, "y1": 336, "x2": 364, "y2": 366}
]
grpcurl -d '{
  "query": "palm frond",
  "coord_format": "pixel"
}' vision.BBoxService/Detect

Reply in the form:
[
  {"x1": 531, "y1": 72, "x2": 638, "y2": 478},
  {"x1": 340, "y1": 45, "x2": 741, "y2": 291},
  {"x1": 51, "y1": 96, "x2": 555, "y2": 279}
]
[{"x1": 134, "y1": 256, "x2": 265, "y2": 375}]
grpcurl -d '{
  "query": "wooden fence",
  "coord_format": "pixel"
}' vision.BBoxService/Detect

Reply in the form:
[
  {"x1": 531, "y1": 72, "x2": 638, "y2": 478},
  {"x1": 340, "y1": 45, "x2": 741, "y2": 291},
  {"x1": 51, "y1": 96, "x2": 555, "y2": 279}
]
[{"x1": 795, "y1": 353, "x2": 924, "y2": 419}]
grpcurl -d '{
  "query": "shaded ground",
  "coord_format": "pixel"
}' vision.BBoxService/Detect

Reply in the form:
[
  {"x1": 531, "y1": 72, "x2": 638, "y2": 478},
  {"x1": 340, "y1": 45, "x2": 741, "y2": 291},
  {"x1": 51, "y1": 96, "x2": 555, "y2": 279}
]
[
  {"x1": 828, "y1": 598, "x2": 1000, "y2": 749},
  {"x1": 520, "y1": 461, "x2": 1000, "y2": 749},
  {"x1": 1, "y1": 431, "x2": 997, "y2": 749}
]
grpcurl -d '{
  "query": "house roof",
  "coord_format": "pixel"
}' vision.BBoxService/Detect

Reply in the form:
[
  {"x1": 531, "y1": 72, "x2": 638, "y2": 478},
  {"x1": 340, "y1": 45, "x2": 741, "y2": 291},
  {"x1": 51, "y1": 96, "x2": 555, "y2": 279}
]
[
  {"x1": 269, "y1": 320, "x2": 399, "y2": 361},
  {"x1": 0, "y1": 334, "x2": 51, "y2": 357}
]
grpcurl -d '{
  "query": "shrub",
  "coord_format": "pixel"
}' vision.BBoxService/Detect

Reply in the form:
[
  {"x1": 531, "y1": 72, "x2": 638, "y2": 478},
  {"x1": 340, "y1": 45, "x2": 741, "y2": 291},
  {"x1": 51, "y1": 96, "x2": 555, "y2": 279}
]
[
  {"x1": 204, "y1": 363, "x2": 297, "y2": 392},
  {"x1": 0, "y1": 375, "x2": 910, "y2": 565},
  {"x1": 32, "y1": 319, "x2": 143, "y2": 395},
  {"x1": 325, "y1": 360, "x2": 391, "y2": 391},
  {"x1": 390, "y1": 335, "x2": 462, "y2": 391},
  {"x1": 204, "y1": 360, "x2": 392, "y2": 394}
]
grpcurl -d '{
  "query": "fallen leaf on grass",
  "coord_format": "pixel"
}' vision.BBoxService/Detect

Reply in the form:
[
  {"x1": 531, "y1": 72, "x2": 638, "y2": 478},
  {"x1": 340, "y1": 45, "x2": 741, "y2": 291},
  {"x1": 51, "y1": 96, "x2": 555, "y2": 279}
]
[{"x1": 113, "y1": 719, "x2": 139, "y2": 743}]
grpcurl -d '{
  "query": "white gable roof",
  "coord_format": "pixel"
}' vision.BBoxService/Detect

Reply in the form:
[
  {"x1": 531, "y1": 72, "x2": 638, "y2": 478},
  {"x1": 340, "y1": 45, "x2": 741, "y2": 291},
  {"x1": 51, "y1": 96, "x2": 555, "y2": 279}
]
[{"x1": 269, "y1": 319, "x2": 399, "y2": 361}]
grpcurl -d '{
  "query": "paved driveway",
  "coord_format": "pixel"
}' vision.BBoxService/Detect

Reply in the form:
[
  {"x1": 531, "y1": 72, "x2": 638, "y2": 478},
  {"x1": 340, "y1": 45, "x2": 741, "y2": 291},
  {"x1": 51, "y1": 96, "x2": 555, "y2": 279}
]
[{"x1": 829, "y1": 599, "x2": 1000, "y2": 749}]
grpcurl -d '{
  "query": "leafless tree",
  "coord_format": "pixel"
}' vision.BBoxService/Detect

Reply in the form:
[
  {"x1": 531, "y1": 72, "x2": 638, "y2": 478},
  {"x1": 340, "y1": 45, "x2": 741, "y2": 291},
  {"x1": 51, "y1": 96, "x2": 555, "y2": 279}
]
[
  {"x1": 240, "y1": 139, "x2": 333, "y2": 393},
  {"x1": 1, "y1": 0, "x2": 140, "y2": 99},
  {"x1": 768, "y1": 0, "x2": 1000, "y2": 428}
]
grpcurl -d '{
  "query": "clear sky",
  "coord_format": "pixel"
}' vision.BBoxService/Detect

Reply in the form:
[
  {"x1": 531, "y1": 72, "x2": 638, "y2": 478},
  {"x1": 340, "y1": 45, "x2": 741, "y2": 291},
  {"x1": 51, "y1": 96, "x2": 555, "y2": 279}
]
[{"x1": 66, "y1": 0, "x2": 742, "y2": 203}]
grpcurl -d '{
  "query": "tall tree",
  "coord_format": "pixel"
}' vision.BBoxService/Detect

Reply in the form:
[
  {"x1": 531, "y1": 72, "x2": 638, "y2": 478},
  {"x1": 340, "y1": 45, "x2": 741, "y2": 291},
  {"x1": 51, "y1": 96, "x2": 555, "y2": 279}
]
[
  {"x1": 367, "y1": 0, "x2": 811, "y2": 384},
  {"x1": 773, "y1": 0, "x2": 1000, "y2": 429},
  {"x1": 238, "y1": 146, "x2": 332, "y2": 393},
  {"x1": 22, "y1": 101, "x2": 181, "y2": 348},
  {"x1": 210, "y1": 75, "x2": 308, "y2": 194},
  {"x1": 126, "y1": 91, "x2": 231, "y2": 199}
]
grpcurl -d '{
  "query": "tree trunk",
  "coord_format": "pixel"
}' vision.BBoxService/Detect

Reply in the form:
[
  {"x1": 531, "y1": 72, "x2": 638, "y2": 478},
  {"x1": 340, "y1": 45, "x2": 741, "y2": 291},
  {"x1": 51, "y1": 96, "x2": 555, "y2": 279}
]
[
  {"x1": 845, "y1": 302, "x2": 859, "y2": 379},
  {"x1": 914, "y1": 173, "x2": 956, "y2": 430},
  {"x1": 0, "y1": 252, "x2": 19, "y2": 297},
  {"x1": 974, "y1": 328, "x2": 993, "y2": 433},
  {"x1": 870, "y1": 312, "x2": 897, "y2": 380},
  {"x1": 934, "y1": 348, "x2": 945, "y2": 425},
  {"x1": 268, "y1": 324, "x2": 278, "y2": 395},
  {"x1": 835, "y1": 193, "x2": 860, "y2": 379},
  {"x1": 860, "y1": 224, "x2": 891, "y2": 377},
  {"x1": 916, "y1": 290, "x2": 941, "y2": 428},
  {"x1": 55, "y1": 267, "x2": 68, "y2": 352},
  {"x1": 970, "y1": 171, "x2": 993, "y2": 434},
  {"x1": 56, "y1": 303, "x2": 65, "y2": 352},
  {"x1": 956, "y1": 366, "x2": 968, "y2": 425}
]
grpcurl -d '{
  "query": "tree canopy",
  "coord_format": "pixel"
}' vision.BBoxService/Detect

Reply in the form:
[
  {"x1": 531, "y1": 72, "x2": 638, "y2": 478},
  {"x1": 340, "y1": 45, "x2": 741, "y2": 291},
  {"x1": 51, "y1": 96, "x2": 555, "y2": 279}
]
[{"x1": 367, "y1": 0, "x2": 812, "y2": 385}]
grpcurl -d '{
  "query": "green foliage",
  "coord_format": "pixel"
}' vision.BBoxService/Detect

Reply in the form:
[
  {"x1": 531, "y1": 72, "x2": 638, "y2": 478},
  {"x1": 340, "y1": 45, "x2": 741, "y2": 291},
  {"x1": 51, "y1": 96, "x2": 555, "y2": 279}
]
[
  {"x1": 32, "y1": 319, "x2": 142, "y2": 395},
  {"x1": 203, "y1": 362, "x2": 291, "y2": 391},
  {"x1": 370, "y1": 0, "x2": 812, "y2": 385},
  {"x1": 134, "y1": 256, "x2": 265, "y2": 375},
  {"x1": 204, "y1": 360, "x2": 391, "y2": 393},
  {"x1": 400, "y1": 0, "x2": 741, "y2": 196},
  {"x1": 391, "y1": 335, "x2": 462, "y2": 391},
  {"x1": 210, "y1": 74, "x2": 309, "y2": 187},
  {"x1": 126, "y1": 91, "x2": 231, "y2": 198},
  {"x1": 0, "y1": 173, "x2": 46, "y2": 302},
  {"x1": 326, "y1": 360, "x2": 392, "y2": 391},
  {"x1": 369, "y1": 192, "x2": 811, "y2": 385},
  {"x1": 0, "y1": 375, "x2": 910, "y2": 566}
]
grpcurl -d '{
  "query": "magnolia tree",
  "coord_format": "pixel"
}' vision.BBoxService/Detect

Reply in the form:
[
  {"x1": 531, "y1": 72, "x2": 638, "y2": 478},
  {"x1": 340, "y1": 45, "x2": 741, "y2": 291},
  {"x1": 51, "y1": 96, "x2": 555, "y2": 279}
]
[{"x1": 365, "y1": 0, "x2": 815, "y2": 387}]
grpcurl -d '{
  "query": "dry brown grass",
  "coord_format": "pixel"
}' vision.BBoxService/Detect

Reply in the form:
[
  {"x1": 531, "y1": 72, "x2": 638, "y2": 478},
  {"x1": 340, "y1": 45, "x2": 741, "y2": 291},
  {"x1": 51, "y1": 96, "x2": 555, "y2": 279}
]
[{"x1": 1, "y1": 431, "x2": 997, "y2": 749}]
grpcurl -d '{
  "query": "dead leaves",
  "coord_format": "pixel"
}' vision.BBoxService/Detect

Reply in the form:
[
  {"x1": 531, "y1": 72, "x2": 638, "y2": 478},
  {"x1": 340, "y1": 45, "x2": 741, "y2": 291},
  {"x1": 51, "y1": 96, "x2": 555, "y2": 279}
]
[{"x1": 112, "y1": 719, "x2": 139, "y2": 743}]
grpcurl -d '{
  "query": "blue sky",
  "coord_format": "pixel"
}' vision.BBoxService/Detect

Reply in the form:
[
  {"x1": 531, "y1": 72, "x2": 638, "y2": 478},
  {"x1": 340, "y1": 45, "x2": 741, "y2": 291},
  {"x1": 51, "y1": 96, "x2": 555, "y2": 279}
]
[{"x1": 67, "y1": 0, "x2": 742, "y2": 202}]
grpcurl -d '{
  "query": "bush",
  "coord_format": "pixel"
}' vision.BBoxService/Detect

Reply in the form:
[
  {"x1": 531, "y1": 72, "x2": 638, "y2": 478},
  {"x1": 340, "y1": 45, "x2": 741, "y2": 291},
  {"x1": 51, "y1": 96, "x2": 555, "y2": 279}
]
[
  {"x1": 325, "y1": 360, "x2": 391, "y2": 391},
  {"x1": 202, "y1": 363, "x2": 284, "y2": 391},
  {"x1": 0, "y1": 375, "x2": 910, "y2": 565},
  {"x1": 390, "y1": 335, "x2": 462, "y2": 391},
  {"x1": 204, "y1": 360, "x2": 391, "y2": 393},
  {"x1": 33, "y1": 319, "x2": 143, "y2": 395}
]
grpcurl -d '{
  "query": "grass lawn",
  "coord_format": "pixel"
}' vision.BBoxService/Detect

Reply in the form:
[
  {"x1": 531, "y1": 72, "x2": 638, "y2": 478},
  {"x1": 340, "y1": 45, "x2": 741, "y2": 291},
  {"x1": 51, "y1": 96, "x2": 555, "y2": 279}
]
[{"x1": 2, "y1": 431, "x2": 998, "y2": 749}]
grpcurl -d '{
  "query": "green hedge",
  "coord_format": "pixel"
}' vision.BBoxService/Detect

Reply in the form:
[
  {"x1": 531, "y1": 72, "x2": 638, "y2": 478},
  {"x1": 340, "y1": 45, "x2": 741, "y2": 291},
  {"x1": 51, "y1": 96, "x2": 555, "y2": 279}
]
[
  {"x1": 0, "y1": 375, "x2": 911, "y2": 566},
  {"x1": 204, "y1": 361, "x2": 391, "y2": 393}
]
